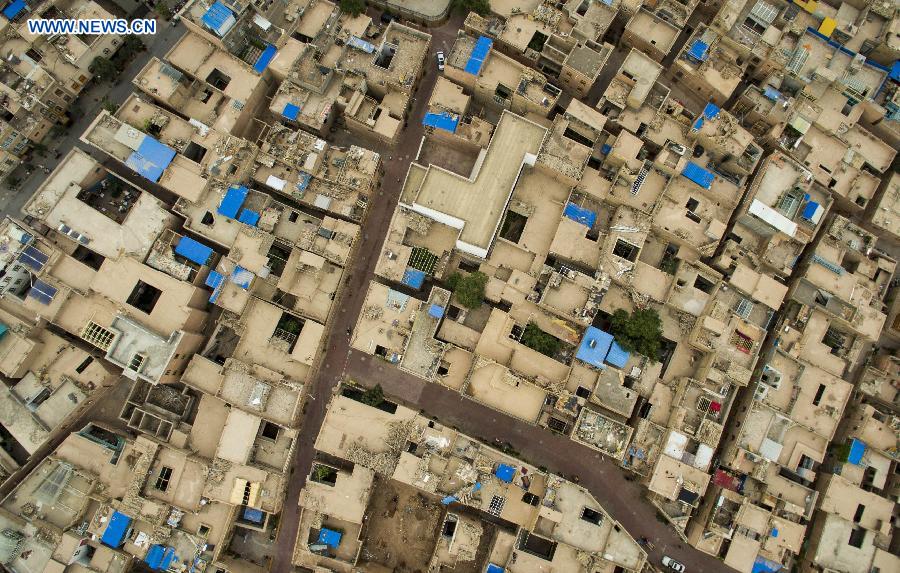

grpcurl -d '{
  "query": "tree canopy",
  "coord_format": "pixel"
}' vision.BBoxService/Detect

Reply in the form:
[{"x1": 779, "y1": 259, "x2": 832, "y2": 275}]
[
  {"x1": 447, "y1": 271, "x2": 489, "y2": 309},
  {"x1": 340, "y1": 0, "x2": 366, "y2": 16},
  {"x1": 451, "y1": 0, "x2": 491, "y2": 16},
  {"x1": 609, "y1": 308, "x2": 663, "y2": 359},
  {"x1": 520, "y1": 322, "x2": 561, "y2": 357}
]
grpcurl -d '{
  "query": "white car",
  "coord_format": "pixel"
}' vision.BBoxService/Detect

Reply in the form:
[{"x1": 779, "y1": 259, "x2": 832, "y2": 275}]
[
  {"x1": 436, "y1": 51, "x2": 445, "y2": 71},
  {"x1": 662, "y1": 556, "x2": 686, "y2": 572}
]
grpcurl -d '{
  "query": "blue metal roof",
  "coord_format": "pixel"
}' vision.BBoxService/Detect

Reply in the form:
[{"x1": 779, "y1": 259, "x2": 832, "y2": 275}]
[
  {"x1": 201, "y1": 2, "x2": 234, "y2": 37},
  {"x1": 494, "y1": 463, "x2": 515, "y2": 483},
  {"x1": 253, "y1": 45, "x2": 277, "y2": 74},
  {"x1": 205, "y1": 270, "x2": 224, "y2": 289},
  {"x1": 563, "y1": 202, "x2": 597, "y2": 228},
  {"x1": 576, "y1": 327, "x2": 613, "y2": 369},
  {"x1": 801, "y1": 201, "x2": 820, "y2": 220},
  {"x1": 125, "y1": 136, "x2": 176, "y2": 183},
  {"x1": 175, "y1": 237, "x2": 214, "y2": 265},
  {"x1": 218, "y1": 185, "x2": 249, "y2": 218},
  {"x1": 347, "y1": 36, "x2": 376, "y2": 54},
  {"x1": 144, "y1": 545, "x2": 176, "y2": 571},
  {"x1": 847, "y1": 438, "x2": 866, "y2": 465},
  {"x1": 464, "y1": 36, "x2": 492, "y2": 75},
  {"x1": 487, "y1": 565, "x2": 505, "y2": 573},
  {"x1": 318, "y1": 528, "x2": 342, "y2": 548},
  {"x1": 751, "y1": 555, "x2": 782, "y2": 573},
  {"x1": 242, "y1": 507, "x2": 265, "y2": 524},
  {"x1": 422, "y1": 111, "x2": 460, "y2": 133},
  {"x1": 428, "y1": 304, "x2": 445, "y2": 318},
  {"x1": 2, "y1": 0, "x2": 26, "y2": 19},
  {"x1": 682, "y1": 161, "x2": 714, "y2": 190},
  {"x1": 282, "y1": 103, "x2": 300, "y2": 120},
  {"x1": 891, "y1": 60, "x2": 900, "y2": 82},
  {"x1": 238, "y1": 209, "x2": 260, "y2": 227},
  {"x1": 687, "y1": 40, "x2": 709, "y2": 61},
  {"x1": 402, "y1": 267, "x2": 426, "y2": 289},
  {"x1": 101, "y1": 511, "x2": 132, "y2": 548},
  {"x1": 605, "y1": 340, "x2": 631, "y2": 369}
]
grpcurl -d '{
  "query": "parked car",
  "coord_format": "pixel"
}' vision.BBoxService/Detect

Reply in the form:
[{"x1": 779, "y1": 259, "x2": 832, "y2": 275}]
[
  {"x1": 380, "y1": 12, "x2": 395, "y2": 24},
  {"x1": 436, "y1": 51, "x2": 445, "y2": 71},
  {"x1": 662, "y1": 556, "x2": 686, "y2": 572}
]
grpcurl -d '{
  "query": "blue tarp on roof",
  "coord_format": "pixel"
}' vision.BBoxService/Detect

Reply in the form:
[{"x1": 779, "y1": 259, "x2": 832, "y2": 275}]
[
  {"x1": 253, "y1": 45, "x2": 277, "y2": 73},
  {"x1": 687, "y1": 40, "x2": 709, "y2": 61},
  {"x1": 605, "y1": 340, "x2": 631, "y2": 369},
  {"x1": 464, "y1": 36, "x2": 492, "y2": 75},
  {"x1": 282, "y1": 103, "x2": 300, "y2": 120},
  {"x1": 347, "y1": 36, "x2": 376, "y2": 53},
  {"x1": 682, "y1": 161, "x2": 714, "y2": 189},
  {"x1": 703, "y1": 102, "x2": 720, "y2": 120},
  {"x1": 494, "y1": 463, "x2": 515, "y2": 483},
  {"x1": 891, "y1": 61, "x2": 900, "y2": 82},
  {"x1": 563, "y1": 202, "x2": 597, "y2": 228},
  {"x1": 801, "y1": 201, "x2": 820, "y2": 220},
  {"x1": 202, "y1": 2, "x2": 234, "y2": 36},
  {"x1": 487, "y1": 565, "x2": 505, "y2": 573},
  {"x1": 101, "y1": 511, "x2": 132, "y2": 548},
  {"x1": 297, "y1": 172, "x2": 312, "y2": 191},
  {"x1": 429, "y1": 304, "x2": 445, "y2": 318},
  {"x1": 218, "y1": 185, "x2": 249, "y2": 218},
  {"x1": 402, "y1": 267, "x2": 426, "y2": 289},
  {"x1": 238, "y1": 209, "x2": 260, "y2": 227},
  {"x1": 144, "y1": 545, "x2": 176, "y2": 571},
  {"x1": 126, "y1": 136, "x2": 176, "y2": 183},
  {"x1": 2, "y1": 0, "x2": 27, "y2": 19},
  {"x1": 600, "y1": 143, "x2": 611, "y2": 155},
  {"x1": 242, "y1": 507, "x2": 265, "y2": 524},
  {"x1": 318, "y1": 528, "x2": 342, "y2": 548},
  {"x1": 0, "y1": 323, "x2": 7, "y2": 340},
  {"x1": 848, "y1": 438, "x2": 866, "y2": 465},
  {"x1": 751, "y1": 555, "x2": 782, "y2": 573},
  {"x1": 577, "y1": 327, "x2": 614, "y2": 369},
  {"x1": 763, "y1": 86, "x2": 782, "y2": 100},
  {"x1": 230, "y1": 266, "x2": 253, "y2": 289},
  {"x1": 441, "y1": 495, "x2": 457, "y2": 505},
  {"x1": 175, "y1": 237, "x2": 214, "y2": 266},
  {"x1": 422, "y1": 111, "x2": 460, "y2": 133}
]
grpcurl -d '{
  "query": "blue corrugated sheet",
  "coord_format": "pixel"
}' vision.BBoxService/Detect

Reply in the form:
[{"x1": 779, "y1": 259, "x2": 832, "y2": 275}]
[
  {"x1": 751, "y1": 555, "x2": 782, "y2": 573},
  {"x1": 702, "y1": 102, "x2": 720, "y2": 119},
  {"x1": 577, "y1": 327, "x2": 614, "y2": 369},
  {"x1": 494, "y1": 463, "x2": 515, "y2": 483},
  {"x1": 682, "y1": 161, "x2": 714, "y2": 189},
  {"x1": 175, "y1": 237, "x2": 214, "y2": 265},
  {"x1": 687, "y1": 40, "x2": 709, "y2": 62},
  {"x1": 205, "y1": 271, "x2": 224, "y2": 289},
  {"x1": 318, "y1": 528, "x2": 342, "y2": 548},
  {"x1": 605, "y1": 340, "x2": 631, "y2": 368},
  {"x1": 2, "y1": 0, "x2": 27, "y2": 19},
  {"x1": 201, "y1": 1, "x2": 234, "y2": 36},
  {"x1": 464, "y1": 36, "x2": 492, "y2": 75},
  {"x1": 282, "y1": 103, "x2": 300, "y2": 120},
  {"x1": 253, "y1": 45, "x2": 277, "y2": 73},
  {"x1": 402, "y1": 267, "x2": 426, "y2": 289},
  {"x1": 230, "y1": 266, "x2": 253, "y2": 289},
  {"x1": 101, "y1": 511, "x2": 132, "y2": 548},
  {"x1": 847, "y1": 438, "x2": 866, "y2": 464},
  {"x1": 126, "y1": 136, "x2": 176, "y2": 183},
  {"x1": 891, "y1": 61, "x2": 900, "y2": 82},
  {"x1": 428, "y1": 304, "x2": 445, "y2": 318},
  {"x1": 347, "y1": 36, "x2": 375, "y2": 53},
  {"x1": 422, "y1": 111, "x2": 460, "y2": 133},
  {"x1": 218, "y1": 185, "x2": 248, "y2": 218},
  {"x1": 144, "y1": 545, "x2": 176, "y2": 571},
  {"x1": 238, "y1": 209, "x2": 260, "y2": 226},
  {"x1": 487, "y1": 565, "x2": 505, "y2": 573},
  {"x1": 563, "y1": 202, "x2": 597, "y2": 228}
]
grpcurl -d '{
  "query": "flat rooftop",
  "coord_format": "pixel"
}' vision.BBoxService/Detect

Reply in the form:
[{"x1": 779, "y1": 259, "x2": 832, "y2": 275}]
[{"x1": 405, "y1": 110, "x2": 547, "y2": 256}]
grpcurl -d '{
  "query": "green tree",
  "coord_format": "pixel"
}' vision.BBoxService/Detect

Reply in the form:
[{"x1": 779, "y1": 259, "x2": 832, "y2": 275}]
[
  {"x1": 340, "y1": 0, "x2": 366, "y2": 16},
  {"x1": 101, "y1": 98, "x2": 118, "y2": 114},
  {"x1": 520, "y1": 322, "x2": 560, "y2": 357},
  {"x1": 609, "y1": 307, "x2": 663, "y2": 359},
  {"x1": 447, "y1": 271, "x2": 489, "y2": 309},
  {"x1": 360, "y1": 384, "x2": 384, "y2": 407},
  {"x1": 451, "y1": 0, "x2": 491, "y2": 16},
  {"x1": 89, "y1": 57, "x2": 117, "y2": 81}
]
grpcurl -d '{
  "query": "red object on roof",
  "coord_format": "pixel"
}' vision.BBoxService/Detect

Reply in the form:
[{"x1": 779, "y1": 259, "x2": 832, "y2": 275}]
[
  {"x1": 713, "y1": 469, "x2": 740, "y2": 492},
  {"x1": 709, "y1": 401, "x2": 722, "y2": 413}
]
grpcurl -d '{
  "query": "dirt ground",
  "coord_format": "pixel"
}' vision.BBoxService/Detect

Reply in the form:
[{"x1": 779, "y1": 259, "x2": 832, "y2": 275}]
[
  {"x1": 418, "y1": 137, "x2": 480, "y2": 178},
  {"x1": 358, "y1": 476, "x2": 446, "y2": 573}
]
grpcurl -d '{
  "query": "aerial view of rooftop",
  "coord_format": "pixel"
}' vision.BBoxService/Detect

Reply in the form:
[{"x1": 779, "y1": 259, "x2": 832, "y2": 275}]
[{"x1": 0, "y1": 0, "x2": 899, "y2": 572}]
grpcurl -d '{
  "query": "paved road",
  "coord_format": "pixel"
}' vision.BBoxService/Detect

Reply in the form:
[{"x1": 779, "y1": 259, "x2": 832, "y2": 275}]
[
  {"x1": 0, "y1": 20, "x2": 185, "y2": 218},
  {"x1": 270, "y1": 12, "x2": 732, "y2": 573}
]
